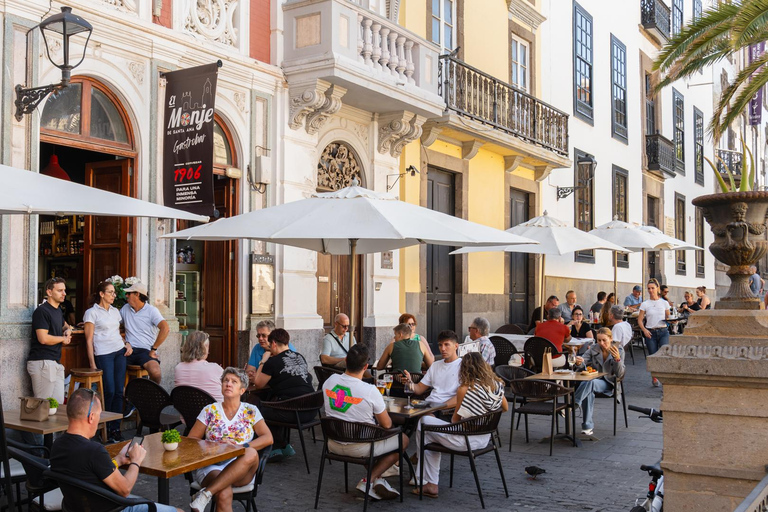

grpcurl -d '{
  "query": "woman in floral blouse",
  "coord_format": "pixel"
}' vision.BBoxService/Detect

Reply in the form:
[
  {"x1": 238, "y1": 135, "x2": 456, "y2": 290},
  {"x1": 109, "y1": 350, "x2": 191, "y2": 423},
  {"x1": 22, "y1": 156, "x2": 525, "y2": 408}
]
[{"x1": 188, "y1": 367, "x2": 273, "y2": 512}]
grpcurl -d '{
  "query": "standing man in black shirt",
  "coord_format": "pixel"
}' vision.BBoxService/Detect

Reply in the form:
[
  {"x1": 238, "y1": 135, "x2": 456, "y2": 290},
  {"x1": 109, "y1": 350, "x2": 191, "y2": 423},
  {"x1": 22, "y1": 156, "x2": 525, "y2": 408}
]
[
  {"x1": 51, "y1": 388, "x2": 181, "y2": 512},
  {"x1": 28, "y1": 277, "x2": 71, "y2": 405}
]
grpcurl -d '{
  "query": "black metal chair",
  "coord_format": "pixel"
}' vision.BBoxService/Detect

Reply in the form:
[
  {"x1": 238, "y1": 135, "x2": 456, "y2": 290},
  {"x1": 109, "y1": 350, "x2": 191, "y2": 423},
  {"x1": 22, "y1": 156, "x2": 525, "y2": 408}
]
[
  {"x1": 314, "y1": 417, "x2": 404, "y2": 512},
  {"x1": 0, "y1": 391, "x2": 22, "y2": 512},
  {"x1": 418, "y1": 411, "x2": 508, "y2": 509},
  {"x1": 6, "y1": 445, "x2": 60, "y2": 512},
  {"x1": 494, "y1": 365, "x2": 534, "y2": 430},
  {"x1": 314, "y1": 366, "x2": 343, "y2": 390},
  {"x1": 260, "y1": 391, "x2": 323, "y2": 474},
  {"x1": 189, "y1": 446, "x2": 272, "y2": 512},
  {"x1": 495, "y1": 324, "x2": 524, "y2": 335},
  {"x1": 489, "y1": 336, "x2": 517, "y2": 367},
  {"x1": 506, "y1": 379, "x2": 572, "y2": 456},
  {"x1": 170, "y1": 386, "x2": 217, "y2": 435},
  {"x1": 594, "y1": 377, "x2": 629, "y2": 435},
  {"x1": 523, "y1": 337, "x2": 563, "y2": 373},
  {"x1": 43, "y1": 469, "x2": 158, "y2": 512},
  {"x1": 124, "y1": 378, "x2": 181, "y2": 435}
]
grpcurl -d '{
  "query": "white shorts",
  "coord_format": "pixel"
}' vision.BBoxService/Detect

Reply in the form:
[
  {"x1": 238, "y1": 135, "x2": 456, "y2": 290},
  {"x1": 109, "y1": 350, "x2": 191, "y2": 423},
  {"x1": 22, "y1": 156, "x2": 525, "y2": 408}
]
[
  {"x1": 194, "y1": 458, "x2": 235, "y2": 485},
  {"x1": 327, "y1": 436, "x2": 399, "y2": 458}
]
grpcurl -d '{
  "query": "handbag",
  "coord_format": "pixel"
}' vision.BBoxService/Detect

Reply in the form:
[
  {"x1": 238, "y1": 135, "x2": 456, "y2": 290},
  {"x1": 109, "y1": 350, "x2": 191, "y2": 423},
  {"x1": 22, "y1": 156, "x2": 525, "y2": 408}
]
[
  {"x1": 541, "y1": 348, "x2": 554, "y2": 375},
  {"x1": 19, "y1": 396, "x2": 50, "y2": 422}
]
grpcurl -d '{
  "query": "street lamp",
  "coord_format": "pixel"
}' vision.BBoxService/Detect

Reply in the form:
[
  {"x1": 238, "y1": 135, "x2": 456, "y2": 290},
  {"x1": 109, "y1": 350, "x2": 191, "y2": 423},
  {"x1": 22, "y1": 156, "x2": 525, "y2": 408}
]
[
  {"x1": 557, "y1": 154, "x2": 597, "y2": 200},
  {"x1": 14, "y1": 7, "x2": 92, "y2": 121}
]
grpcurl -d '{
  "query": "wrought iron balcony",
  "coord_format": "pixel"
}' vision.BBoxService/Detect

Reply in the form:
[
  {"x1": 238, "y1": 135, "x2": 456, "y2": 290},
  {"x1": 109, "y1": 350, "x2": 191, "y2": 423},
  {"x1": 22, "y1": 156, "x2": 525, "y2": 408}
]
[
  {"x1": 641, "y1": 0, "x2": 671, "y2": 42},
  {"x1": 645, "y1": 133, "x2": 675, "y2": 176},
  {"x1": 438, "y1": 56, "x2": 569, "y2": 156},
  {"x1": 717, "y1": 148, "x2": 742, "y2": 177}
]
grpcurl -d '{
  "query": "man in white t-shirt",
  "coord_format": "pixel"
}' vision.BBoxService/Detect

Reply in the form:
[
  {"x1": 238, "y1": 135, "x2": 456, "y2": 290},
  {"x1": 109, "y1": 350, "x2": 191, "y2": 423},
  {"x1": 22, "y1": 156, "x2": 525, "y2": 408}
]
[
  {"x1": 637, "y1": 279, "x2": 669, "y2": 387},
  {"x1": 323, "y1": 343, "x2": 406, "y2": 501},
  {"x1": 404, "y1": 330, "x2": 462, "y2": 407},
  {"x1": 607, "y1": 305, "x2": 633, "y2": 348}
]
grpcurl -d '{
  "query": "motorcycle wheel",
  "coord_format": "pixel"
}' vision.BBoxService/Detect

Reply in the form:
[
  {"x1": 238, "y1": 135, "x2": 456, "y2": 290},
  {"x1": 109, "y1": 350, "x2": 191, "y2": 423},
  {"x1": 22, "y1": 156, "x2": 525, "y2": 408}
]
[{"x1": 630, "y1": 507, "x2": 647, "y2": 512}]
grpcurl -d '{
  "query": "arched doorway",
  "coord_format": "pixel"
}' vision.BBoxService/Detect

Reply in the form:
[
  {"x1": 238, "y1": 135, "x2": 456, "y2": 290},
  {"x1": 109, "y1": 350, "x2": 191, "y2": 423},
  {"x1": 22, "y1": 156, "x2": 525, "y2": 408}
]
[
  {"x1": 175, "y1": 116, "x2": 240, "y2": 366},
  {"x1": 37, "y1": 77, "x2": 136, "y2": 372},
  {"x1": 316, "y1": 141, "x2": 364, "y2": 340}
]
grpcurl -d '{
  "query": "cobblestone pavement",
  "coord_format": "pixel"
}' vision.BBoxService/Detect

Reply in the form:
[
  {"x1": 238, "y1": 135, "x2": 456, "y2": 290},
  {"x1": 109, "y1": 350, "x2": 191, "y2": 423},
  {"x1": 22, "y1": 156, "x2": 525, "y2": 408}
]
[{"x1": 19, "y1": 354, "x2": 665, "y2": 512}]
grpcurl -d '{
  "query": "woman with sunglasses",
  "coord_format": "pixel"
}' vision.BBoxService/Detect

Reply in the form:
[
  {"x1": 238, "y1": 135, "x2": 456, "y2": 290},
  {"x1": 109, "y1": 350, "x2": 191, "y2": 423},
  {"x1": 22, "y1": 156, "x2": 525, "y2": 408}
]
[
  {"x1": 84, "y1": 281, "x2": 132, "y2": 442},
  {"x1": 399, "y1": 313, "x2": 435, "y2": 358}
]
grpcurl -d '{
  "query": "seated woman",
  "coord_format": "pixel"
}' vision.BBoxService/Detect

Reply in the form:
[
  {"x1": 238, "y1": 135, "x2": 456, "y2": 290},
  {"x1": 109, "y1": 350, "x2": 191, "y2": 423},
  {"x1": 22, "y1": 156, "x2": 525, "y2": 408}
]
[
  {"x1": 677, "y1": 291, "x2": 701, "y2": 334},
  {"x1": 696, "y1": 286, "x2": 711, "y2": 310},
  {"x1": 251, "y1": 328, "x2": 315, "y2": 461},
  {"x1": 189, "y1": 367, "x2": 273, "y2": 512},
  {"x1": 375, "y1": 323, "x2": 434, "y2": 374},
  {"x1": 399, "y1": 313, "x2": 434, "y2": 357},
  {"x1": 568, "y1": 307, "x2": 593, "y2": 355},
  {"x1": 412, "y1": 352, "x2": 508, "y2": 498},
  {"x1": 174, "y1": 331, "x2": 225, "y2": 401},
  {"x1": 573, "y1": 327, "x2": 625, "y2": 436},
  {"x1": 599, "y1": 293, "x2": 616, "y2": 327}
]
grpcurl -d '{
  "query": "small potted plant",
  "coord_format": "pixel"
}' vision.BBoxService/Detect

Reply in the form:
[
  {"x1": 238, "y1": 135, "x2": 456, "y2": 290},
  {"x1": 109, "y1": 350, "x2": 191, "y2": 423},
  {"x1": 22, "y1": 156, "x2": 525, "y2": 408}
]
[
  {"x1": 47, "y1": 397, "x2": 58, "y2": 415},
  {"x1": 161, "y1": 429, "x2": 180, "y2": 451}
]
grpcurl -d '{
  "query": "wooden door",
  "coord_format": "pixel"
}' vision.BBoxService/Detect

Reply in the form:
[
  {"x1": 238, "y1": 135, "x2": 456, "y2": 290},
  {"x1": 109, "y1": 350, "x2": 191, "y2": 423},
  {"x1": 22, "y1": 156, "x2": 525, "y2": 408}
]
[
  {"x1": 509, "y1": 188, "x2": 530, "y2": 325},
  {"x1": 426, "y1": 168, "x2": 455, "y2": 348},
  {"x1": 201, "y1": 177, "x2": 238, "y2": 366},
  {"x1": 317, "y1": 253, "x2": 362, "y2": 342},
  {"x1": 84, "y1": 160, "x2": 133, "y2": 296}
]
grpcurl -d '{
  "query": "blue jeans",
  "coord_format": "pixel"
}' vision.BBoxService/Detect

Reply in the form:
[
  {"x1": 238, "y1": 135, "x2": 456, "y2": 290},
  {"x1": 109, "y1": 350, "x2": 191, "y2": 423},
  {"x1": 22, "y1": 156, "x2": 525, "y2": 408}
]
[
  {"x1": 644, "y1": 328, "x2": 670, "y2": 356},
  {"x1": 95, "y1": 347, "x2": 127, "y2": 432},
  {"x1": 573, "y1": 377, "x2": 613, "y2": 430},
  {"x1": 123, "y1": 502, "x2": 177, "y2": 512}
]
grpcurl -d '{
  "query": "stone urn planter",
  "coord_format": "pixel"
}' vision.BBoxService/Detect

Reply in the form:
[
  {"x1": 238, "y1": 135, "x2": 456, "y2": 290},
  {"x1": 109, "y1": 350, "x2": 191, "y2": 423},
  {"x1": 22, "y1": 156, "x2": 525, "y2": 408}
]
[{"x1": 692, "y1": 191, "x2": 768, "y2": 309}]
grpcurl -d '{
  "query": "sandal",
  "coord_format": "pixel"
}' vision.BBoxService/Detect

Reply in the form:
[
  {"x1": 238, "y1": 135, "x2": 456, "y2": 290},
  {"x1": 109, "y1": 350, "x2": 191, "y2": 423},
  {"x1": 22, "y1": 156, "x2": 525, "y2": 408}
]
[{"x1": 411, "y1": 487, "x2": 438, "y2": 499}]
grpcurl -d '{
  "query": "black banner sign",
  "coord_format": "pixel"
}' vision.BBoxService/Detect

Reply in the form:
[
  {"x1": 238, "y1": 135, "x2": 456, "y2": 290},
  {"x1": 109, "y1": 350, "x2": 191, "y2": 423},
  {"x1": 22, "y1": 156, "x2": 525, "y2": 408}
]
[{"x1": 162, "y1": 63, "x2": 219, "y2": 216}]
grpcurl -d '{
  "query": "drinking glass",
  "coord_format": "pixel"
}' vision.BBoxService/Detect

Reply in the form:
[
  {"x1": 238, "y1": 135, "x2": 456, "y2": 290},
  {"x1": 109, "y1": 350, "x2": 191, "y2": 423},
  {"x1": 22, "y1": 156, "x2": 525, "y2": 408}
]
[
  {"x1": 403, "y1": 381, "x2": 414, "y2": 409},
  {"x1": 376, "y1": 380, "x2": 386, "y2": 396},
  {"x1": 568, "y1": 351, "x2": 576, "y2": 370},
  {"x1": 383, "y1": 374, "x2": 393, "y2": 398}
]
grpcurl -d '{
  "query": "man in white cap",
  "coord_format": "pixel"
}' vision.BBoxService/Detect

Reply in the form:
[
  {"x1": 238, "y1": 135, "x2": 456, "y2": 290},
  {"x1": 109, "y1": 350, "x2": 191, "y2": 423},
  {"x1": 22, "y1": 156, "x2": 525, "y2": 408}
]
[{"x1": 121, "y1": 281, "x2": 169, "y2": 383}]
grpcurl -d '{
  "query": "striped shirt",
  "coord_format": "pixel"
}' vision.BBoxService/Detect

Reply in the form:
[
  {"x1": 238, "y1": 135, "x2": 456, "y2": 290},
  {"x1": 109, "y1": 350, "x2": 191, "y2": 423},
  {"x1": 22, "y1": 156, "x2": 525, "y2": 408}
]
[{"x1": 457, "y1": 381, "x2": 504, "y2": 419}]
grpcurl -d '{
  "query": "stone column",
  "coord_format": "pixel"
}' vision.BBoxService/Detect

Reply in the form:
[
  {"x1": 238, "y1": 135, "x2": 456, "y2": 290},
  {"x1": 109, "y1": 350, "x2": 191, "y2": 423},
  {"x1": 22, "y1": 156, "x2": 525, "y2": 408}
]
[{"x1": 647, "y1": 310, "x2": 768, "y2": 511}]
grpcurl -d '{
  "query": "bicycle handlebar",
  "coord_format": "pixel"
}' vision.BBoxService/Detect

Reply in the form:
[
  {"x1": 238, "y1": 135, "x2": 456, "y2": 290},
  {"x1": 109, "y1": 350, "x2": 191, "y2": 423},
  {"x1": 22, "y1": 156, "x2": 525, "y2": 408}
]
[{"x1": 628, "y1": 404, "x2": 663, "y2": 423}]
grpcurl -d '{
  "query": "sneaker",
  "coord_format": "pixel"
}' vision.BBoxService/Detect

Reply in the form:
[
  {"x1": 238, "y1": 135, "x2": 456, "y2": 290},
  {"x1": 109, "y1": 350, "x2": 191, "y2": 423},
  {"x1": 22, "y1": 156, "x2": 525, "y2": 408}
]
[
  {"x1": 123, "y1": 405, "x2": 137, "y2": 419},
  {"x1": 190, "y1": 488, "x2": 212, "y2": 512},
  {"x1": 381, "y1": 464, "x2": 400, "y2": 478},
  {"x1": 109, "y1": 430, "x2": 124, "y2": 443},
  {"x1": 581, "y1": 428, "x2": 593, "y2": 436},
  {"x1": 267, "y1": 448, "x2": 284, "y2": 463},
  {"x1": 356, "y1": 478, "x2": 381, "y2": 500},
  {"x1": 283, "y1": 444, "x2": 296, "y2": 458},
  {"x1": 373, "y1": 478, "x2": 400, "y2": 500},
  {"x1": 652, "y1": 378, "x2": 660, "y2": 388}
]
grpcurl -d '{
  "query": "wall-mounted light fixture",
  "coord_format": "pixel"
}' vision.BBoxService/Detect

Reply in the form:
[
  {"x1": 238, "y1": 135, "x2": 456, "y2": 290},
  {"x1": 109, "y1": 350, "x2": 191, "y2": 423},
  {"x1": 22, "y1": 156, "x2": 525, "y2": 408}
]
[
  {"x1": 15, "y1": 7, "x2": 92, "y2": 121},
  {"x1": 557, "y1": 154, "x2": 596, "y2": 200},
  {"x1": 386, "y1": 165, "x2": 419, "y2": 191}
]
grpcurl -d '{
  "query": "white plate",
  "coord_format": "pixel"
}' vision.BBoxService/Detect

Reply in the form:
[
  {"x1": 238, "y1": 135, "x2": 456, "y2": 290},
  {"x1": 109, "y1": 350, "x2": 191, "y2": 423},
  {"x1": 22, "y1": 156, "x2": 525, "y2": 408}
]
[{"x1": 554, "y1": 369, "x2": 573, "y2": 374}]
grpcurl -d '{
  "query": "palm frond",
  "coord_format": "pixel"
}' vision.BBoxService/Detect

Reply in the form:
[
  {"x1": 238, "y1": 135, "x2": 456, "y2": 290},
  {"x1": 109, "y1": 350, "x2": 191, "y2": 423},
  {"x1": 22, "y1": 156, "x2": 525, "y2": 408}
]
[
  {"x1": 731, "y1": 0, "x2": 768, "y2": 48},
  {"x1": 655, "y1": 38, "x2": 732, "y2": 91},
  {"x1": 711, "y1": 60, "x2": 768, "y2": 139}
]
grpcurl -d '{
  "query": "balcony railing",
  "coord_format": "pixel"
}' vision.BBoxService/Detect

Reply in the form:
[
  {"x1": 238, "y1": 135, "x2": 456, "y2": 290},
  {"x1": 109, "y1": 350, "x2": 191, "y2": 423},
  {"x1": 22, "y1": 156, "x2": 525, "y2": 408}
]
[
  {"x1": 717, "y1": 148, "x2": 743, "y2": 177},
  {"x1": 641, "y1": 0, "x2": 671, "y2": 40},
  {"x1": 438, "y1": 56, "x2": 569, "y2": 156},
  {"x1": 734, "y1": 472, "x2": 768, "y2": 512},
  {"x1": 645, "y1": 133, "x2": 675, "y2": 176}
]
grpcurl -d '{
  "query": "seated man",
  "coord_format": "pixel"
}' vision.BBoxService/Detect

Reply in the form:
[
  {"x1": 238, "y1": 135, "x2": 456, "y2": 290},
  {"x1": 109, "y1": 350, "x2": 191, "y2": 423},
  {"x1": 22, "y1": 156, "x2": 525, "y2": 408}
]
[
  {"x1": 590, "y1": 291, "x2": 607, "y2": 317},
  {"x1": 607, "y1": 305, "x2": 633, "y2": 348},
  {"x1": 376, "y1": 323, "x2": 434, "y2": 374},
  {"x1": 467, "y1": 317, "x2": 495, "y2": 366},
  {"x1": 534, "y1": 308, "x2": 570, "y2": 368},
  {"x1": 404, "y1": 330, "x2": 462, "y2": 407},
  {"x1": 251, "y1": 328, "x2": 315, "y2": 461},
  {"x1": 245, "y1": 319, "x2": 296, "y2": 386},
  {"x1": 624, "y1": 285, "x2": 643, "y2": 311},
  {"x1": 51, "y1": 388, "x2": 182, "y2": 512},
  {"x1": 320, "y1": 313, "x2": 356, "y2": 368},
  {"x1": 527, "y1": 295, "x2": 559, "y2": 333},
  {"x1": 323, "y1": 344, "x2": 406, "y2": 501}
]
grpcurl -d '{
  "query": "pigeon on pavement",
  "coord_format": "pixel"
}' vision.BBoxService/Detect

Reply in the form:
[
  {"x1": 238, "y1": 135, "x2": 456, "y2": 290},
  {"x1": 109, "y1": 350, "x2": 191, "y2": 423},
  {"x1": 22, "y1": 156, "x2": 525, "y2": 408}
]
[{"x1": 525, "y1": 466, "x2": 546, "y2": 480}]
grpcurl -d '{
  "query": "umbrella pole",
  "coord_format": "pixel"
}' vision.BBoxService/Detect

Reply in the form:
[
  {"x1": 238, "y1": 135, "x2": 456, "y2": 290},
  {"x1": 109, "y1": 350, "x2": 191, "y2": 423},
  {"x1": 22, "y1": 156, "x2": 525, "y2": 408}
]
[
  {"x1": 540, "y1": 254, "x2": 546, "y2": 323},
  {"x1": 614, "y1": 251, "x2": 618, "y2": 303},
  {"x1": 642, "y1": 249, "x2": 646, "y2": 301},
  {"x1": 350, "y1": 238, "x2": 358, "y2": 346}
]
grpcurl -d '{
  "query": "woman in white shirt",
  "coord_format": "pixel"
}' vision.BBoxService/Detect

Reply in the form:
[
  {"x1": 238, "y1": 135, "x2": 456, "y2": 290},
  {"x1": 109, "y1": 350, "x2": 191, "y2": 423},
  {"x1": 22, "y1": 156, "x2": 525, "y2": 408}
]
[
  {"x1": 84, "y1": 281, "x2": 133, "y2": 442},
  {"x1": 637, "y1": 278, "x2": 669, "y2": 387}
]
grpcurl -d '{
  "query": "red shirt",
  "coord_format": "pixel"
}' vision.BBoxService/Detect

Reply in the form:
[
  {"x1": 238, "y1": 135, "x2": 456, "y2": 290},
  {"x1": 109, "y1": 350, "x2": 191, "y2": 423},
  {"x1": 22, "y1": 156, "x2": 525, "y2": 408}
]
[{"x1": 534, "y1": 320, "x2": 570, "y2": 352}]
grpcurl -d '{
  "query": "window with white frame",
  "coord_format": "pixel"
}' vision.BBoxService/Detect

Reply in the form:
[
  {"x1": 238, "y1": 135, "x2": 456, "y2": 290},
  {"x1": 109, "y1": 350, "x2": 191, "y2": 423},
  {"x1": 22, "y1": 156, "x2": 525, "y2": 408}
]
[
  {"x1": 431, "y1": 0, "x2": 456, "y2": 53},
  {"x1": 510, "y1": 35, "x2": 529, "y2": 92}
]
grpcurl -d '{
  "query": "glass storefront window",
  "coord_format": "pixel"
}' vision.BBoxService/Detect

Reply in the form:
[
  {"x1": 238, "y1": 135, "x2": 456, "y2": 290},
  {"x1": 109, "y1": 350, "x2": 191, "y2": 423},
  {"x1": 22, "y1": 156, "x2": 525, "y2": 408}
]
[
  {"x1": 90, "y1": 88, "x2": 128, "y2": 143},
  {"x1": 40, "y1": 84, "x2": 82, "y2": 134},
  {"x1": 213, "y1": 121, "x2": 232, "y2": 166}
]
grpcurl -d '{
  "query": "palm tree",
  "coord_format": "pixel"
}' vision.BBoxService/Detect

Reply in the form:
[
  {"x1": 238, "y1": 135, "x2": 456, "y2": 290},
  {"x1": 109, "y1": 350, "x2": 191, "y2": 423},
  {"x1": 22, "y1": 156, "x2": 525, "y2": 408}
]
[{"x1": 654, "y1": 0, "x2": 768, "y2": 141}]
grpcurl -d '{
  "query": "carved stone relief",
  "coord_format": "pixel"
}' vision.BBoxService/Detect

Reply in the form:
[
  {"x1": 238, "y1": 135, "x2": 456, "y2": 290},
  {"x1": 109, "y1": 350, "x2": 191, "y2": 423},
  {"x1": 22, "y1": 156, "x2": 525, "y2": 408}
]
[
  {"x1": 289, "y1": 80, "x2": 347, "y2": 135},
  {"x1": 185, "y1": 0, "x2": 239, "y2": 46},
  {"x1": 378, "y1": 111, "x2": 426, "y2": 157},
  {"x1": 102, "y1": 0, "x2": 137, "y2": 11},
  {"x1": 128, "y1": 62, "x2": 145, "y2": 85},
  {"x1": 317, "y1": 142, "x2": 364, "y2": 191}
]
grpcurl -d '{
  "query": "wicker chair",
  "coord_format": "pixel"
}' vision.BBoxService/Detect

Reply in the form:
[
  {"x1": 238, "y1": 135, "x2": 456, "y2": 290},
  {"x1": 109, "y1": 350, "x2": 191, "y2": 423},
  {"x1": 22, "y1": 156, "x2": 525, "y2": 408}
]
[
  {"x1": 6, "y1": 445, "x2": 60, "y2": 512},
  {"x1": 494, "y1": 365, "x2": 534, "y2": 430},
  {"x1": 523, "y1": 337, "x2": 564, "y2": 373},
  {"x1": 314, "y1": 417, "x2": 404, "y2": 512},
  {"x1": 44, "y1": 469, "x2": 157, "y2": 512},
  {"x1": 170, "y1": 386, "x2": 216, "y2": 435},
  {"x1": 489, "y1": 336, "x2": 518, "y2": 367},
  {"x1": 418, "y1": 411, "x2": 508, "y2": 509},
  {"x1": 594, "y1": 377, "x2": 629, "y2": 435},
  {"x1": 313, "y1": 366, "x2": 343, "y2": 390},
  {"x1": 506, "y1": 379, "x2": 572, "y2": 456},
  {"x1": 0, "y1": 391, "x2": 25, "y2": 512},
  {"x1": 124, "y1": 378, "x2": 181, "y2": 435},
  {"x1": 260, "y1": 391, "x2": 323, "y2": 474},
  {"x1": 495, "y1": 324, "x2": 524, "y2": 335}
]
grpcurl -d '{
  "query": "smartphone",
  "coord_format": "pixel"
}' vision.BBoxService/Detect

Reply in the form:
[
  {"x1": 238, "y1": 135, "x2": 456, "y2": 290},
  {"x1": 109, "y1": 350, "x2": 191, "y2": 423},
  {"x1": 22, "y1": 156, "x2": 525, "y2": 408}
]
[{"x1": 127, "y1": 435, "x2": 144, "y2": 451}]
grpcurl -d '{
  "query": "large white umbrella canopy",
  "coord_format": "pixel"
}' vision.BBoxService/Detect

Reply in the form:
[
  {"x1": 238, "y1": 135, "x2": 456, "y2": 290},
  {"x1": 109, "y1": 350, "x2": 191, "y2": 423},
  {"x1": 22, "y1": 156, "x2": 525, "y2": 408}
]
[
  {"x1": 450, "y1": 211, "x2": 628, "y2": 321},
  {"x1": 0, "y1": 164, "x2": 209, "y2": 222},
  {"x1": 638, "y1": 225, "x2": 702, "y2": 251}
]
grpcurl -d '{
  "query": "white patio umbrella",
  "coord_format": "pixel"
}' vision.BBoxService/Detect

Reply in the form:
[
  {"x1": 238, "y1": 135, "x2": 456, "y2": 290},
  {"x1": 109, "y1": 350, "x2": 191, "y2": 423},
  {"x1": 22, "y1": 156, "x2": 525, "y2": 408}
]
[
  {"x1": 450, "y1": 211, "x2": 628, "y2": 321},
  {"x1": 0, "y1": 164, "x2": 209, "y2": 222},
  {"x1": 162, "y1": 182, "x2": 538, "y2": 333}
]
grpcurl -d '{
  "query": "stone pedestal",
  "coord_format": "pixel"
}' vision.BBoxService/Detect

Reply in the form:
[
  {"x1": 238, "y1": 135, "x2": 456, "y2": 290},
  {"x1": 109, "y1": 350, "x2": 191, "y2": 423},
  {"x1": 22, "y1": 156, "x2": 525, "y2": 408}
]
[{"x1": 647, "y1": 310, "x2": 768, "y2": 511}]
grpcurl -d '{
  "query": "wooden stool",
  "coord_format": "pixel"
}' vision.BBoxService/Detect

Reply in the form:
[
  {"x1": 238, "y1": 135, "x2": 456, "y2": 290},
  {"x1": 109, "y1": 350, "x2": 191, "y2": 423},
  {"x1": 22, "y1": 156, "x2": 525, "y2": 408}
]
[
  {"x1": 125, "y1": 365, "x2": 149, "y2": 386},
  {"x1": 68, "y1": 368, "x2": 108, "y2": 441}
]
